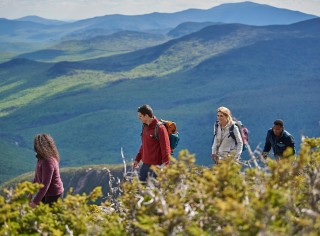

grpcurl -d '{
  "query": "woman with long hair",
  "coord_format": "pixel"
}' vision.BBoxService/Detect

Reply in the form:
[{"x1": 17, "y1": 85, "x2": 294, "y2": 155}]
[
  {"x1": 211, "y1": 107, "x2": 243, "y2": 164},
  {"x1": 29, "y1": 134, "x2": 64, "y2": 207}
]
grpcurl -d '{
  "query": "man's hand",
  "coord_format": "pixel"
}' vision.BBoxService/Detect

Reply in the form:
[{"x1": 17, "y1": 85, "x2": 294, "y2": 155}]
[
  {"x1": 133, "y1": 160, "x2": 139, "y2": 168},
  {"x1": 262, "y1": 152, "x2": 268, "y2": 159}
]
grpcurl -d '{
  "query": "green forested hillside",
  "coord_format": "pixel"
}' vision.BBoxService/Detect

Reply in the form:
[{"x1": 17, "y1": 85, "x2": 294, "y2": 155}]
[
  {"x1": 0, "y1": 18, "x2": 320, "y2": 184},
  {"x1": 16, "y1": 31, "x2": 169, "y2": 62}
]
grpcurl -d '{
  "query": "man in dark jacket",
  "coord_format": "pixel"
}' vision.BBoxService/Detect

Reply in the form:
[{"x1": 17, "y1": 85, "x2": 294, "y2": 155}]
[
  {"x1": 134, "y1": 104, "x2": 171, "y2": 181},
  {"x1": 263, "y1": 119, "x2": 295, "y2": 160}
]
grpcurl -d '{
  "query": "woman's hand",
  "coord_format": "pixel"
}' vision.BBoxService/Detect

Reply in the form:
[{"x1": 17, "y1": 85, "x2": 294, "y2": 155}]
[
  {"x1": 29, "y1": 202, "x2": 37, "y2": 208},
  {"x1": 212, "y1": 154, "x2": 218, "y2": 164}
]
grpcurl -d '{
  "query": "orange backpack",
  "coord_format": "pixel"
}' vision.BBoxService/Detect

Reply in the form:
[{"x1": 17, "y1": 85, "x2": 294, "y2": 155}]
[{"x1": 154, "y1": 119, "x2": 180, "y2": 153}]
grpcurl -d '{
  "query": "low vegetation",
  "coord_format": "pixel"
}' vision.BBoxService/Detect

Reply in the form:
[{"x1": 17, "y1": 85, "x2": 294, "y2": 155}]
[{"x1": 1, "y1": 137, "x2": 320, "y2": 235}]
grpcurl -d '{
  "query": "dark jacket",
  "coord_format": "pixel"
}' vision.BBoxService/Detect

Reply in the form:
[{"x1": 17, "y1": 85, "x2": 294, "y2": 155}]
[
  {"x1": 135, "y1": 118, "x2": 171, "y2": 165},
  {"x1": 263, "y1": 128, "x2": 295, "y2": 157}
]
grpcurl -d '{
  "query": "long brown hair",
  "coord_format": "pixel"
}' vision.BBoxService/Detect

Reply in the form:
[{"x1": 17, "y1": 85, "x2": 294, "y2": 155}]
[{"x1": 34, "y1": 134, "x2": 60, "y2": 161}]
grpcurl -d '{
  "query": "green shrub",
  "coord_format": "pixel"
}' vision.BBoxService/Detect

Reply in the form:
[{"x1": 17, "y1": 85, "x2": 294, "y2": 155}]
[{"x1": 1, "y1": 138, "x2": 320, "y2": 235}]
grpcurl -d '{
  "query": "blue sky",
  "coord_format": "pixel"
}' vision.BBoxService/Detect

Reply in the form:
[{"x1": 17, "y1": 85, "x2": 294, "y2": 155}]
[{"x1": 1, "y1": 0, "x2": 319, "y2": 20}]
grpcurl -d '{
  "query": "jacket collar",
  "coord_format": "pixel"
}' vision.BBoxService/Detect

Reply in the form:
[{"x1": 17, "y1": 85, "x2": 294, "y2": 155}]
[{"x1": 145, "y1": 117, "x2": 159, "y2": 128}]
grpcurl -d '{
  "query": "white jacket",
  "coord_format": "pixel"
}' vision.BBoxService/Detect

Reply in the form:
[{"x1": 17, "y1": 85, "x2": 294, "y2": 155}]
[{"x1": 212, "y1": 122, "x2": 243, "y2": 159}]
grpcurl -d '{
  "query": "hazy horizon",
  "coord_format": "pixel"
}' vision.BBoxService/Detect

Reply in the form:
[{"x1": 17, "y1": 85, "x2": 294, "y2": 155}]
[{"x1": 1, "y1": 0, "x2": 319, "y2": 21}]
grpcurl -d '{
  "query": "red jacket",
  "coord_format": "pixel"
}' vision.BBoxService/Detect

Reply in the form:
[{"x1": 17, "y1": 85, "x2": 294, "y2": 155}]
[
  {"x1": 135, "y1": 118, "x2": 171, "y2": 165},
  {"x1": 33, "y1": 157, "x2": 64, "y2": 204}
]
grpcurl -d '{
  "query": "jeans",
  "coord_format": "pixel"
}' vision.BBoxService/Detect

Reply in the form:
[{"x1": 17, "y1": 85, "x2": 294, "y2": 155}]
[{"x1": 139, "y1": 163, "x2": 157, "y2": 182}]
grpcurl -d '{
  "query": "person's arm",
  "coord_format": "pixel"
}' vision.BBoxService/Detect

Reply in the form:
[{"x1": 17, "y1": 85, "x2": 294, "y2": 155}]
[
  {"x1": 263, "y1": 130, "x2": 272, "y2": 158},
  {"x1": 212, "y1": 126, "x2": 218, "y2": 155},
  {"x1": 32, "y1": 159, "x2": 55, "y2": 205},
  {"x1": 233, "y1": 125, "x2": 243, "y2": 159},
  {"x1": 134, "y1": 145, "x2": 143, "y2": 168},
  {"x1": 211, "y1": 126, "x2": 218, "y2": 163},
  {"x1": 287, "y1": 134, "x2": 295, "y2": 155},
  {"x1": 134, "y1": 126, "x2": 144, "y2": 168},
  {"x1": 29, "y1": 167, "x2": 37, "y2": 204},
  {"x1": 158, "y1": 125, "x2": 171, "y2": 165},
  {"x1": 263, "y1": 131, "x2": 272, "y2": 152}
]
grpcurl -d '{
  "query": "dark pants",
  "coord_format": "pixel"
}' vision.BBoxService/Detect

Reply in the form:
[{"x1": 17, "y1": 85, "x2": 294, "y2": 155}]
[
  {"x1": 139, "y1": 163, "x2": 157, "y2": 182},
  {"x1": 41, "y1": 194, "x2": 62, "y2": 207}
]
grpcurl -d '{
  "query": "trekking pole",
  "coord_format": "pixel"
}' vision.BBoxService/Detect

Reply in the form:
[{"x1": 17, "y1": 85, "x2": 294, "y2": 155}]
[
  {"x1": 234, "y1": 118, "x2": 261, "y2": 169},
  {"x1": 245, "y1": 142, "x2": 261, "y2": 169}
]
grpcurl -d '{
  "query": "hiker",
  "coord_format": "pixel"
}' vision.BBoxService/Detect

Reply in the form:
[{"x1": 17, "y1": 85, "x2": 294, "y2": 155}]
[
  {"x1": 133, "y1": 104, "x2": 171, "y2": 182},
  {"x1": 262, "y1": 119, "x2": 295, "y2": 160},
  {"x1": 29, "y1": 134, "x2": 64, "y2": 208},
  {"x1": 211, "y1": 106, "x2": 243, "y2": 164}
]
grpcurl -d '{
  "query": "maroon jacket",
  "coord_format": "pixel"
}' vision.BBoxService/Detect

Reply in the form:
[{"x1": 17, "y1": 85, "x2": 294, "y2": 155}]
[
  {"x1": 33, "y1": 157, "x2": 64, "y2": 204},
  {"x1": 135, "y1": 118, "x2": 171, "y2": 165}
]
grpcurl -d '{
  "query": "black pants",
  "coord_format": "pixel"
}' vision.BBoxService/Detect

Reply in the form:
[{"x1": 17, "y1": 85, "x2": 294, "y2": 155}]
[
  {"x1": 41, "y1": 194, "x2": 62, "y2": 207},
  {"x1": 139, "y1": 163, "x2": 157, "y2": 182}
]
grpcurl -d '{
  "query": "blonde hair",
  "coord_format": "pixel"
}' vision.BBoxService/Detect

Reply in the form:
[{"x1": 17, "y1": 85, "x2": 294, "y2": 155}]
[
  {"x1": 34, "y1": 134, "x2": 60, "y2": 161},
  {"x1": 217, "y1": 106, "x2": 233, "y2": 124}
]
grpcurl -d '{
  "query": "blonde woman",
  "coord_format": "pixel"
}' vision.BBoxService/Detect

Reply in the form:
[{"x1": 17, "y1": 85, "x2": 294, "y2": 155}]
[
  {"x1": 211, "y1": 107, "x2": 243, "y2": 164},
  {"x1": 29, "y1": 134, "x2": 64, "y2": 208}
]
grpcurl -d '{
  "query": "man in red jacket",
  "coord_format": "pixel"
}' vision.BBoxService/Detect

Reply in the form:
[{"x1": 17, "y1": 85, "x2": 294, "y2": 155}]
[{"x1": 134, "y1": 104, "x2": 171, "y2": 182}]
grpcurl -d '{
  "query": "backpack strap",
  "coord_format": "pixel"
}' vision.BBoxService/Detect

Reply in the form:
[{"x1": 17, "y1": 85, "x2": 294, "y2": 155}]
[
  {"x1": 214, "y1": 120, "x2": 219, "y2": 137},
  {"x1": 154, "y1": 121, "x2": 163, "y2": 141},
  {"x1": 228, "y1": 123, "x2": 238, "y2": 145}
]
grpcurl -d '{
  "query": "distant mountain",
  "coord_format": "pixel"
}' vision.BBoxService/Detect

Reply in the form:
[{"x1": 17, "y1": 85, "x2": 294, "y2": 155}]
[
  {"x1": 1, "y1": 2, "x2": 317, "y2": 63},
  {"x1": 15, "y1": 31, "x2": 169, "y2": 62},
  {"x1": 0, "y1": 18, "x2": 319, "y2": 184},
  {"x1": 0, "y1": 18, "x2": 48, "y2": 36},
  {"x1": 16, "y1": 15, "x2": 67, "y2": 25},
  {"x1": 0, "y1": 2, "x2": 317, "y2": 44},
  {"x1": 198, "y1": 1, "x2": 318, "y2": 25},
  {"x1": 167, "y1": 22, "x2": 223, "y2": 38},
  {"x1": 44, "y1": 18, "x2": 320, "y2": 75},
  {"x1": 65, "y1": 1, "x2": 317, "y2": 33}
]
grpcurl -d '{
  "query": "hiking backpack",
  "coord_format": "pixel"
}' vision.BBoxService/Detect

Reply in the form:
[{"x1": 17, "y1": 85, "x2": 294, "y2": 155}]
[
  {"x1": 154, "y1": 119, "x2": 180, "y2": 153},
  {"x1": 214, "y1": 120, "x2": 248, "y2": 151}
]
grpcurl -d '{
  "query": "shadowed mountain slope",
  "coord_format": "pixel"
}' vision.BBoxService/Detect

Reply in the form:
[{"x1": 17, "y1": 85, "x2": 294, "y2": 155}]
[{"x1": 15, "y1": 31, "x2": 169, "y2": 62}]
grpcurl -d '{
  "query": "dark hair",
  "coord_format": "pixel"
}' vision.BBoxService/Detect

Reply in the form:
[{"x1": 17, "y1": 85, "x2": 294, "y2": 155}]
[
  {"x1": 273, "y1": 119, "x2": 284, "y2": 128},
  {"x1": 137, "y1": 104, "x2": 153, "y2": 118}
]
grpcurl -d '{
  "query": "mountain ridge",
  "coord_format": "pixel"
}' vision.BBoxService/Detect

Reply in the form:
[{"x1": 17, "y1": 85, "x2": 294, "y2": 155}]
[
  {"x1": 1, "y1": 2, "x2": 316, "y2": 42},
  {"x1": 36, "y1": 18, "x2": 320, "y2": 77}
]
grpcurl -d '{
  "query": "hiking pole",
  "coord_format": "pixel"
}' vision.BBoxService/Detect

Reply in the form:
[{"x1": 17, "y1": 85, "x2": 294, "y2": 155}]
[{"x1": 246, "y1": 142, "x2": 261, "y2": 169}]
